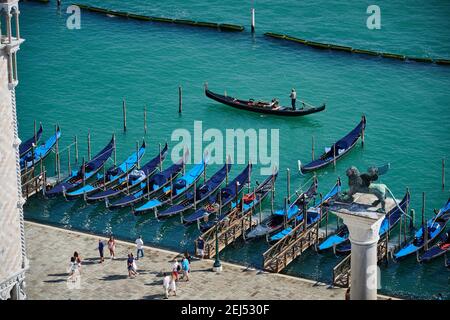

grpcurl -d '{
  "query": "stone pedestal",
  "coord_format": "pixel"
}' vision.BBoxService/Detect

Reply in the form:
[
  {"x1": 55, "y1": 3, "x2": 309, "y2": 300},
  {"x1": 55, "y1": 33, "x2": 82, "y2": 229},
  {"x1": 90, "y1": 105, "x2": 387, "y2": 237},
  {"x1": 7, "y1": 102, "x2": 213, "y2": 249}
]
[{"x1": 330, "y1": 193, "x2": 395, "y2": 300}]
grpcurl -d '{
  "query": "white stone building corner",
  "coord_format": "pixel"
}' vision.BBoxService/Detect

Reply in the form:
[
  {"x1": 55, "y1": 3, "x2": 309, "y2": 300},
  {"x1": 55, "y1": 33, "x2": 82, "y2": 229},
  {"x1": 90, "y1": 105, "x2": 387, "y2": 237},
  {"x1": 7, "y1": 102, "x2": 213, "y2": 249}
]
[{"x1": 0, "y1": 0, "x2": 28, "y2": 300}]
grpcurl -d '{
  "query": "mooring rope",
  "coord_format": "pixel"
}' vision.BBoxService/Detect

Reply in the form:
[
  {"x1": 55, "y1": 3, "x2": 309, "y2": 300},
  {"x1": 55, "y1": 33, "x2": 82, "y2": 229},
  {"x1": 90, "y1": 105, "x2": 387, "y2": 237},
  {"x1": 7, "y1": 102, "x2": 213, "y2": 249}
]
[{"x1": 385, "y1": 186, "x2": 412, "y2": 220}]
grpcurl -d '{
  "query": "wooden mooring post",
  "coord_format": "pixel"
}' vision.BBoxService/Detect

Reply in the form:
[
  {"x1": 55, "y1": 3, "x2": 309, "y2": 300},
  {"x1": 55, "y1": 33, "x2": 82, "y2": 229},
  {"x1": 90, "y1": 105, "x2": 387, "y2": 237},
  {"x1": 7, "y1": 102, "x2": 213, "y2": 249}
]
[
  {"x1": 178, "y1": 86, "x2": 182, "y2": 114},
  {"x1": 87, "y1": 130, "x2": 91, "y2": 160},
  {"x1": 74, "y1": 135, "x2": 79, "y2": 164},
  {"x1": 55, "y1": 124, "x2": 60, "y2": 181},
  {"x1": 422, "y1": 192, "x2": 428, "y2": 251},
  {"x1": 442, "y1": 158, "x2": 445, "y2": 190},
  {"x1": 113, "y1": 134, "x2": 117, "y2": 166},
  {"x1": 286, "y1": 168, "x2": 290, "y2": 203},
  {"x1": 143, "y1": 105, "x2": 148, "y2": 134},
  {"x1": 123, "y1": 98, "x2": 127, "y2": 132},
  {"x1": 311, "y1": 136, "x2": 315, "y2": 160},
  {"x1": 250, "y1": 7, "x2": 255, "y2": 33}
]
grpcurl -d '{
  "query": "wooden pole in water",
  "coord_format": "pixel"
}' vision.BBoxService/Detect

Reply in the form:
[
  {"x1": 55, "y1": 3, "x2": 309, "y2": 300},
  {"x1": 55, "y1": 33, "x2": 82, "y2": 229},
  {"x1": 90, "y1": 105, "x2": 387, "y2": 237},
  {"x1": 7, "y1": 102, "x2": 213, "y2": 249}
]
[
  {"x1": 251, "y1": 7, "x2": 255, "y2": 33},
  {"x1": 258, "y1": 192, "x2": 262, "y2": 225},
  {"x1": 333, "y1": 143, "x2": 336, "y2": 167},
  {"x1": 203, "y1": 162, "x2": 207, "y2": 184},
  {"x1": 87, "y1": 130, "x2": 91, "y2": 161},
  {"x1": 67, "y1": 145, "x2": 71, "y2": 175},
  {"x1": 74, "y1": 136, "x2": 79, "y2": 164},
  {"x1": 178, "y1": 86, "x2": 182, "y2": 114},
  {"x1": 284, "y1": 197, "x2": 288, "y2": 228},
  {"x1": 136, "y1": 141, "x2": 140, "y2": 169},
  {"x1": 159, "y1": 143, "x2": 162, "y2": 171},
  {"x1": 398, "y1": 209, "x2": 402, "y2": 247},
  {"x1": 33, "y1": 120, "x2": 37, "y2": 144},
  {"x1": 144, "y1": 105, "x2": 147, "y2": 134},
  {"x1": 270, "y1": 177, "x2": 274, "y2": 214},
  {"x1": 311, "y1": 136, "x2": 315, "y2": 161},
  {"x1": 55, "y1": 125, "x2": 60, "y2": 180},
  {"x1": 123, "y1": 98, "x2": 127, "y2": 132},
  {"x1": 361, "y1": 124, "x2": 365, "y2": 148},
  {"x1": 235, "y1": 180, "x2": 239, "y2": 208},
  {"x1": 170, "y1": 177, "x2": 173, "y2": 205},
  {"x1": 81, "y1": 157, "x2": 86, "y2": 186},
  {"x1": 113, "y1": 134, "x2": 117, "y2": 166},
  {"x1": 286, "y1": 168, "x2": 291, "y2": 204},
  {"x1": 422, "y1": 192, "x2": 428, "y2": 251},
  {"x1": 146, "y1": 174, "x2": 150, "y2": 199},
  {"x1": 193, "y1": 180, "x2": 197, "y2": 210},
  {"x1": 103, "y1": 163, "x2": 106, "y2": 189},
  {"x1": 42, "y1": 165, "x2": 46, "y2": 196},
  {"x1": 442, "y1": 158, "x2": 445, "y2": 191},
  {"x1": 225, "y1": 159, "x2": 229, "y2": 185}
]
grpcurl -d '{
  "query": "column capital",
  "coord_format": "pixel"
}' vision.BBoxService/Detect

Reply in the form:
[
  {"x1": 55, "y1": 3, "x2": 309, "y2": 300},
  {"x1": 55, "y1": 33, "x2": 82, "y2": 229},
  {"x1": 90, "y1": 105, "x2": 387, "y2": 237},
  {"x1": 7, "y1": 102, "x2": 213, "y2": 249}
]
[{"x1": 336, "y1": 212, "x2": 384, "y2": 245}]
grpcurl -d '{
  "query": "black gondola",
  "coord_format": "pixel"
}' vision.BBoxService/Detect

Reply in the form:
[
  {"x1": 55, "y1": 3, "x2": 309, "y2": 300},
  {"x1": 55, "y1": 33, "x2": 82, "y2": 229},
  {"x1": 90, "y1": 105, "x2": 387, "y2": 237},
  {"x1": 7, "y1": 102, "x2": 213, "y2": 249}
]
[
  {"x1": 418, "y1": 231, "x2": 450, "y2": 263},
  {"x1": 205, "y1": 85, "x2": 325, "y2": 117},
  {"x1": 299, "y1": 116, "x2": 366, "y2": 173},
  {"x1": 19, "y1": 123, "x2": 43, "y2": 158}
]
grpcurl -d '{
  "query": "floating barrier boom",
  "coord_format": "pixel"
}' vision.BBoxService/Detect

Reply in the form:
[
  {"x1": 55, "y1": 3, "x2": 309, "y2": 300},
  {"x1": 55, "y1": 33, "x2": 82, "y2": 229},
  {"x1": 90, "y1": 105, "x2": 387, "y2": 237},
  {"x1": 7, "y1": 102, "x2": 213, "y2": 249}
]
[
  {"x1": 72, "y1": 3, "x2": 244, "y2": 32},
  {"x1": 264, "y1": 32, "x2": 450, "y2": 66}
]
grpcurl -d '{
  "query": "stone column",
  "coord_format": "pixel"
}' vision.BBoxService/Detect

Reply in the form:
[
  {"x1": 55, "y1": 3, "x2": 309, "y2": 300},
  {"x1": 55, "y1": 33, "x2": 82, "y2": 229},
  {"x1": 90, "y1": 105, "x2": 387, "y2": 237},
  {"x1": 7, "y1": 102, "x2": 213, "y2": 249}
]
[
  {"x1": 13, "y1": 9, "x2": 19, "y2": 40},
  {"x1": 334, "y1": 211, "x2": 384, "y2": 300}
]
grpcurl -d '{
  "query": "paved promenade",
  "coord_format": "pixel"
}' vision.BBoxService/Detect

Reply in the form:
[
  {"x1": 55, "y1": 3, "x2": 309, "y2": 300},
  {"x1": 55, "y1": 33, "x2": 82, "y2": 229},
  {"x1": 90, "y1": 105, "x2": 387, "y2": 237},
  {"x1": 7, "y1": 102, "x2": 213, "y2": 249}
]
[{"x1": 24, "y1": 221, "x2": 348, "y2": 300}]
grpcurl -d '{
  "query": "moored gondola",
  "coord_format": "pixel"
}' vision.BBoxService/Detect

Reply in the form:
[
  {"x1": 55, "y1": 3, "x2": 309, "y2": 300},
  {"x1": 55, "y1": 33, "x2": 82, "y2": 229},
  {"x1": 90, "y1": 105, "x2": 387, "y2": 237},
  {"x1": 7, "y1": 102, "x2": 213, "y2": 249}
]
[
  {"x1": 299, "y1": 116, "x2": 366, "y2": 173},
  {"x1": 20, "y1": 126, "x2": 61, "y2": 172},
  {"x1": 394, "y1": 199, "x2": 450, "y2": 260},
  {"x1": 107, "y1": 157, "x2": 183, "y2": 209},
  {"x1": 182, "y1": 164, "x2": 252, "y2": 225},
  {"x1": 205, "y1": 85, "x2": 325, "y2": 117},
  {"x1": 45, "y1": 135, "x2": 115, "y2": 198},
  {"x1": 418, "y1": 230, "x2": 450, "y2": 263},
  {"x1": 157, "y1": 163, "x2": 231, "y2": 218},
  {"x1": 134, "y1": 157, "x2": 208, "y2": 215},
  {"x1": 199, "y1": 170, "x2": 278, "y2": 232},
  {"x1": 246, "y1": 178, "x2": 317, "y2": 239},
  {"x1": 19, "y1": 123, "x2": 43, "y2": 158},
  {"x1": 267, "y1": 179, "x2": 341, "y2": 244},
  {"x1": 64, "y1": 140, "x2": 146, "y2": 200},
  {"x1": 87, "y1": 143, "x2": 168, "y2": 202}
]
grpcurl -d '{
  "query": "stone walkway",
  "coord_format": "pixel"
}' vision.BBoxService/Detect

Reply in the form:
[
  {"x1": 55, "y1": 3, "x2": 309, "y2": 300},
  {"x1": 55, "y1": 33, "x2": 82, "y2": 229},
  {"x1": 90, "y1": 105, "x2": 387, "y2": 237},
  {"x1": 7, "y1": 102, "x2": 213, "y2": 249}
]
[{"x1": 24, "y1": 221, "x2": 348, "y2": 300}]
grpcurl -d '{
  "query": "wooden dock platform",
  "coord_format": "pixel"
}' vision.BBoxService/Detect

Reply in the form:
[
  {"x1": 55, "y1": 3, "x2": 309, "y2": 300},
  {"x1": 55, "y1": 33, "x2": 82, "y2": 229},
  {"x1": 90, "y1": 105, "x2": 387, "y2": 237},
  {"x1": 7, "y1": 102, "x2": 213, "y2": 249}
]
[
  {"x1": 22, "y1": 170, "x2": 47, "y2": 199},
  {"x1": 262, "y1": 208, "x2": 329, "y2": 273},
  {"x1": 195, "y1": 206, "x2": 257, "y2": 259}
]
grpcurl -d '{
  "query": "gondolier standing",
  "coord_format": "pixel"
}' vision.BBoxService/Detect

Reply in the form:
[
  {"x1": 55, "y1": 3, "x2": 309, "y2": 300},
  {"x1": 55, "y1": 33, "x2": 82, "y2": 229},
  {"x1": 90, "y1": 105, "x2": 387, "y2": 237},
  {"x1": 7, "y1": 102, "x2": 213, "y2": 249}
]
[{"x1": 290, "y1": 88, "x2": 297, "y2": 110}]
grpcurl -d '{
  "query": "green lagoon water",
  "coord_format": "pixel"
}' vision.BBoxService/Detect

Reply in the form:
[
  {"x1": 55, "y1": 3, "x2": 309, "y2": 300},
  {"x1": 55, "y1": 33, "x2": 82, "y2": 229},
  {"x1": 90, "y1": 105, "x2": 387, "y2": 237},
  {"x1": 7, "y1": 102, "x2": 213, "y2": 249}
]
[{"x1": 18, "y1": 1, "x2": 450, "y2": 299}]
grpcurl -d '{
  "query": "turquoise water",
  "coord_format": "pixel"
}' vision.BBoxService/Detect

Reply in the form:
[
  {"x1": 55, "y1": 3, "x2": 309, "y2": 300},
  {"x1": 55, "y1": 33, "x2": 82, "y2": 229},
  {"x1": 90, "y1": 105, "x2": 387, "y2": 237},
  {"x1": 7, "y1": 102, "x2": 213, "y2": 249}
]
[{"x1": 18, "y1": 1, "x2": 449, "y2": 299}]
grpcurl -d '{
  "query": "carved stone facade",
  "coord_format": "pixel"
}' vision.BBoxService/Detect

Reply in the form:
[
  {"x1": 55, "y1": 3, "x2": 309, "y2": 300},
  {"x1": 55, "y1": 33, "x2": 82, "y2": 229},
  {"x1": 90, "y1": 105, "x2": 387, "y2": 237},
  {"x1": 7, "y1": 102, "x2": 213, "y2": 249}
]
[{"x1": 0, "y1": 0, "x2": 27, "y2": 300}]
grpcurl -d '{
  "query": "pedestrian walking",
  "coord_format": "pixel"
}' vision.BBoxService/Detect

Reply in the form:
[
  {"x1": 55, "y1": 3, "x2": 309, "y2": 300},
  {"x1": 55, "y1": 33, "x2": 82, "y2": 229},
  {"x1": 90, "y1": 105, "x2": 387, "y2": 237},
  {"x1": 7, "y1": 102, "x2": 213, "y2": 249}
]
[
  {"x1": 135, "y1": 235, "x2": 144, "y2": 260},
  {"x1": 73, "y1": 251, "x2": 82, "y2": 274},
  {"x1": 131, "y1": 253, "x2": 139, "y2": 275},
  {"x1": 108, "y1": 236, "x2": 116, "y2": 260},
  {"x1": 67, "y1": 256, "x2": 79, "y2": 282},
  {"x1": 98, "y1": 239, "x2": 105, "y2": 263},
  {"x1": 127, "y1": 253, "x2": 137, "y2": 278},
  {"x1": 169, "y1": 273, "x2": 177, "y2": 297},
  {"x1": 289, "y1": 88, "x2": 297, "y2": 110},
  {"x1": 163, "y1": 273, "x2": 171, "y2": 299},
  {"x1": 181, "y1": 256, "x2": 190, "y2": 282},
  {"x1": 196, "y1": 236, "x2": 205, "y2": 259},
  {"x1": 171, "y1": 259, "x2": 180, "y2": 282}
]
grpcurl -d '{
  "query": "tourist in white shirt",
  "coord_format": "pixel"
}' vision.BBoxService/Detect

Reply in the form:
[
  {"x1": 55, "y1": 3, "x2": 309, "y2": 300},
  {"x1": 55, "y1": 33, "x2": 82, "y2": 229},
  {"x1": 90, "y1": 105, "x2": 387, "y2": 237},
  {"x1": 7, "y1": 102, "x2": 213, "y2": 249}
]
[
  {"x1": 135, "y1": 235, "x2": 144, "y2": 260},
  {"x1": 163, "y1": 273, "x2": 171, "y2": 299}
]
